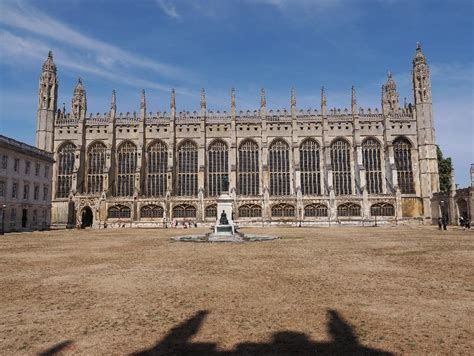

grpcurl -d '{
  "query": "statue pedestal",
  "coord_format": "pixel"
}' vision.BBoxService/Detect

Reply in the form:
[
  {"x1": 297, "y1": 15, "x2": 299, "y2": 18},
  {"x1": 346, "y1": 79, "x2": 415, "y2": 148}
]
[{"x1": 208, "y1": 192, "x2": 239, "y2": 242}]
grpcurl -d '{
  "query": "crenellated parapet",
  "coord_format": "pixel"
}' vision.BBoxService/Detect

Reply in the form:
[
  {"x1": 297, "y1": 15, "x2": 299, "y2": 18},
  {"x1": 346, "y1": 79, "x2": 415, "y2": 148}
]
[
  {"x1": 86, "y1": 112, "x2": 110, "y2": 126},
  {"x1": 145, "y1": 112, "x2": 171, "y2": 124},
  {"x1": 55, "y1": 112, "x2": 79, "y2": 126},
  {"x1": 267, "y1": 109, "x2": 292, "y2": 122},
  {"x1": 177, "y1": 110, "x2": 202, "y2": 122},
  {"x1": 115, "y1": 112, "x2": 141, "y2": 125},
  {"x1": 206, "y1": 110, "x2": 232, "y2": 123}
]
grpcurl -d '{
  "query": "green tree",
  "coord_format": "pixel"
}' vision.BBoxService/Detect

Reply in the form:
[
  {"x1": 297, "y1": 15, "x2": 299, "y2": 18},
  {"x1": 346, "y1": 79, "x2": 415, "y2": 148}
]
[{"x1": 437, "y1": 146, "x2": 453, "y2": 192}]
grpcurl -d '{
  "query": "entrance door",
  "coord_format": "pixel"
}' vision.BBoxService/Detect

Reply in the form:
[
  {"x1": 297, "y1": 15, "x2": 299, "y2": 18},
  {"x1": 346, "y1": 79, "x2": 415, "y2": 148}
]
[
  {"x1": 81, "y1": 207, "x2": 93, "y2": 228},
  {"x1": 22, "y1": 209, "x2": 28, "y2": 228}
]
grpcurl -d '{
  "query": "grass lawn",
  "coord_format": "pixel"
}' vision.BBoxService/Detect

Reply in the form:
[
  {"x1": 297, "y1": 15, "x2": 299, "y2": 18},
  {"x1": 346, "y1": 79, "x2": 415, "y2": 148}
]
[{"x1": 0, "y1": 226, "x2": 473, "y2": 355}]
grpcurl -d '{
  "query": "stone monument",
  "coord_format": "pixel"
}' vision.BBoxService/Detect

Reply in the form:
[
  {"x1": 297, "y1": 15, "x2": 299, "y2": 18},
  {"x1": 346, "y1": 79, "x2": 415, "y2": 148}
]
[{"x1": 209, "y1": 176, "x2": 238, "y2": 241}]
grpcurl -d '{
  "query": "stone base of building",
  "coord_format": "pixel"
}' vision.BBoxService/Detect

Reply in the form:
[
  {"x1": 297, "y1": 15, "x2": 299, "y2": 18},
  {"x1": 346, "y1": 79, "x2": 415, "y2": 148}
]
[{"x1": 49, "y1": 193, "x2": 429, "y2": 230}]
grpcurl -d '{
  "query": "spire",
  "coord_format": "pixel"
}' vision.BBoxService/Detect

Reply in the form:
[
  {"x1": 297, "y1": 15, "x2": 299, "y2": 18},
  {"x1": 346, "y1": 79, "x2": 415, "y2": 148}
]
[
  {"x1": 260, "y1": 88, "x2": 266, "y2": 108},
  {"x1": 412, "y1": 42, "x2": 431, "y2": 104},
  {"x1": 170, "y1": 88, "x2": 176, "y2": 110},
  {"x1": 140, "y1": 89, "x2": 146, "y2": 110},
  {"x1": 351, "y1": 86, "x2": 357, "y2": 114},
  {"x1": 386, "y1": 71, "x2": 396, "y2": 90},
  {"x1": 321, "y1": 86, "x2": 327, "y2": 115},
  {"x1": 72, "y1": 77, "x2": 86, "y2": 119},
  {"x1": 42, "y1": 50, "x2": 56, "y2": 73},
  {"x1": 291, "y1": 88, "x2": 296, "y2": 109},
  {"x1": 200, "y1": 88, "x2": 206, "y2": 110},
  {"x1": 36, "y1": 51, "x2": 58, "y2": 152},
  {"x1": 231, "y1": 88, "x2": 236, "y2": 111},
  {"x1": 111, "y1": 90, "x2": 116, "y2": 111},
  {"x1": 74, "y1": 77, "x2": 84, "y2": 93},
  {"x1": 413, "y1": 41, "x2": 426, "y2": 66},
  {"x1": 382, "y1": 72, "x2": 399, "y2": 115}
]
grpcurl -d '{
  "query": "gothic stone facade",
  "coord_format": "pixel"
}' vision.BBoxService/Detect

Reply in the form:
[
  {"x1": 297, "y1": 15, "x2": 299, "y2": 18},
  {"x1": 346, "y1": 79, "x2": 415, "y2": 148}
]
[{"x1": 35, "y1": 43, "x2": 440, "y2": 228}]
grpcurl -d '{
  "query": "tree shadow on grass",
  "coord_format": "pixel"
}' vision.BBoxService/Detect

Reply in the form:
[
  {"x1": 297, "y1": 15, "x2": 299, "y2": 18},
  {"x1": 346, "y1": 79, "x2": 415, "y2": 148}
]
[{"x1": 131, "y1": 309, "x2": 394, "y2": 356}]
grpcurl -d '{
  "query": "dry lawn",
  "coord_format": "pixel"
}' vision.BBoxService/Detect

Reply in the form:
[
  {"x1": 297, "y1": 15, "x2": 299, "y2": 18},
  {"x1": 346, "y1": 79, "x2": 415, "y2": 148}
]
[{"x1": 0, "y1": 226, "x2": 473, "y2": 355}]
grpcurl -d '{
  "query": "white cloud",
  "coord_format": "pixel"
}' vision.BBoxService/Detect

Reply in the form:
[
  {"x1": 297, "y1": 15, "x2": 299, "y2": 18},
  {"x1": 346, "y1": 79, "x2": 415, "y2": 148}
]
[
  {"x1": 0, "y1": 0, "x2": 189, "y2": 80},
  {"x1": 0, "y1": 30, "x2": 193, "y2": 96},
  {"x1": 156, "y1": 0, "x2": 181, "y2": 20}
]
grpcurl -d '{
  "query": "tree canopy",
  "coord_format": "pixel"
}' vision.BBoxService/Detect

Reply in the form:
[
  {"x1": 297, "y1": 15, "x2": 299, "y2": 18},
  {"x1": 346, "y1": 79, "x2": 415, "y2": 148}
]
[{"x1": 437, "y1": 146, "x2": 453, "y2": 192}]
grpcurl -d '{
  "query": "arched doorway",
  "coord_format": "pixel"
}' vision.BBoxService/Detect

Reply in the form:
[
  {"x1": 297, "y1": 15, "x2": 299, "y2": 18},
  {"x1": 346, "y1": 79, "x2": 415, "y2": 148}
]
[{"x1": 81, "y1": 207, "x2": 93, "y2": 228}]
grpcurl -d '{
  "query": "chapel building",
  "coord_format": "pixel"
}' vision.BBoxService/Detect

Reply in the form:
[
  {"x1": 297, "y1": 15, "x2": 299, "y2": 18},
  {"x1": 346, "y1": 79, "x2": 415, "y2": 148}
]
[{"x1": 35, "y1": 43, "x2": 440, "y2": 228}]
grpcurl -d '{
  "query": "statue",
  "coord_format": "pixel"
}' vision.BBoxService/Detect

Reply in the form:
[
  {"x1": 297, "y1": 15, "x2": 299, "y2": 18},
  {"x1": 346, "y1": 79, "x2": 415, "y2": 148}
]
[
  {"x1": 219, "y1": 210, "x2": 229, "y2": 225},
  {"x1": 221, "y1": 176, "x2": 229, "y2": 193}
]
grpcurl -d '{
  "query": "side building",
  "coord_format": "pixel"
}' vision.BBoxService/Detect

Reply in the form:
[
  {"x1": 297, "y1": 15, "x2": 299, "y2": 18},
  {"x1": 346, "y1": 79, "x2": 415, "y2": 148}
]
[
  {"x1": 0, "y1": 135, "x2": 54, "y2": 232},
  {"x1": 431, "y1": 164, "x2": 474, "y2": 225},
  {"x1": 35, "y1": 44, "x2": 440, "y2": 228}
]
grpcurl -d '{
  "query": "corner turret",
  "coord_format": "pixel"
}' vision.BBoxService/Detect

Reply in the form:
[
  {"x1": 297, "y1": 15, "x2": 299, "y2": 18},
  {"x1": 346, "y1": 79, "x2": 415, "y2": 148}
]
[{"x1": 36, "y1": 51, "x2": 58, "y2": 152}]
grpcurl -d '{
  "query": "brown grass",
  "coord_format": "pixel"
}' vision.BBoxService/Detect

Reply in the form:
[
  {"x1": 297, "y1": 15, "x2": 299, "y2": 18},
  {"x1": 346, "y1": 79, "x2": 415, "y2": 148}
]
[{"x1": 0, "y1": 226, "x2": 473, "y2": 355}]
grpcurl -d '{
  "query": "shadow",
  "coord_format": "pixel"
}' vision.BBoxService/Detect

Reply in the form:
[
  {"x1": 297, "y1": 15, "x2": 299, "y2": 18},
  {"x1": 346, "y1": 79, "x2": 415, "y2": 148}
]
[
  {"x1": 37, "y1": 340, "x2": 74, "y2": 356},
  {"x1": 131, "y1": 310, "x2": 218, "y2": 355},
  {"x1": 132, "y1": 309, "x2": 394, "y2": 356}
]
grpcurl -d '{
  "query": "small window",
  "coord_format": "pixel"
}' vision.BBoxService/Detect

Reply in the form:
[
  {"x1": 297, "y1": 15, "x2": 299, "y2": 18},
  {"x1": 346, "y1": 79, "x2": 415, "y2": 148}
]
[
  {"x1": 0, "y1": 181, "x2": 5, "y2": 197},
  {"x1": 23, "y1": 184, "x2": 29, "y2": 200},
  {"x1": 1, "y1": 155, "x2": 7, "y2": 169},
  {"x1": 43, "y1": 186, "x2": 49, "y2": 201},
  {"x1": 10, "y1": 208, "x2": 16, "y2": 226},
  {"x1": 35, "y1": 163, "x2": 41, "y2": 176},
  {"x1": 14, "y1": 158, "x2": 19, "y2": 172},
  {"x1": 44, "y1": 165, "x2": 49, "y2": 178},
  {"x1": 271, "y1": 203, "x2": 295, "y2": 217},
  {"x1": 337, "y1": 203, "x2": 361, "y2": 217},
  {"x1": 108, "y1": 205, "x2": 131, "y2": 219},
  {"x1": 25, "y1": 161, "x2": 31, "y2": 175},
  {"x1": 12, "y1": 182, "x2": 17, "y2": 199},
  {"x1": 34, "y1": 186, "x2": 39, "y2": 200},
  {"x1": 205, "y1": 204, "x2": 217, "y2": 218},
  {"x1": 140, "y1": 204, "x2": 164, "y2": 218}
]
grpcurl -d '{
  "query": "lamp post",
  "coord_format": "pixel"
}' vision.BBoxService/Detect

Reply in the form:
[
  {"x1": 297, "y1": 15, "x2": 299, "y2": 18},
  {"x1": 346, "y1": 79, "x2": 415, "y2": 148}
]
[{"x1": 0, "y1": 204, "x2": 6, "y2": 235}]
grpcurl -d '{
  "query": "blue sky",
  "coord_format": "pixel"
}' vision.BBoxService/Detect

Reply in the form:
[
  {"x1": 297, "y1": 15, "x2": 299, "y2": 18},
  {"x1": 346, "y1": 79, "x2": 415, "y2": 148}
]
[{"x1": 0, "y1": 0, "x2": 473, "y2": 185}]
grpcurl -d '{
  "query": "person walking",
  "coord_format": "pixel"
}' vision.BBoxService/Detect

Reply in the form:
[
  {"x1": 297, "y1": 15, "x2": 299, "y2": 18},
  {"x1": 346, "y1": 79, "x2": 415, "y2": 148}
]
[{"x1": 442, "y1": 216, "x2": 448, "y2": 230}]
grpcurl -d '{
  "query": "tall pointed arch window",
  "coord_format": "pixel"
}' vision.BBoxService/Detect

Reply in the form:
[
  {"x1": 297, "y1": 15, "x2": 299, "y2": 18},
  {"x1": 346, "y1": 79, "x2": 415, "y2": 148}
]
[
  {"x1": 331, "y1": 139, "x2": 352, "y2": 195},
  {"x1": 147, "y1": 140, "x2": 168, "y2": 197},
  {"x1": 56, "y1": 142, "x2": 76, "y2": 198},
  {"x1": 87, "y1": 142, "x2": 106, "y2": 194},
  {"x1": 176, "y1": 140, "x2": 198, "y2": 196},
  {"x1": 300, "y1": 139, "x2": 321, "y2": 195},
  {"x1": 238, "y1": 139, "x2": 259, "y2": 196},
  {"x1": 207, "y1": 140, "x2": 228, "y2": 196},
  {"x1": 269, "y1": 139, "x2": 290, "y2": 196},
  {"x1": 393, "y1": 137, "x2": 415, "y2": 194},
  {"x1": 117, "y1": 141, "x2": 137, "y2": 197},
  {"x1": 362, "y1": 138, "x2": 383, "y2": 194}
]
